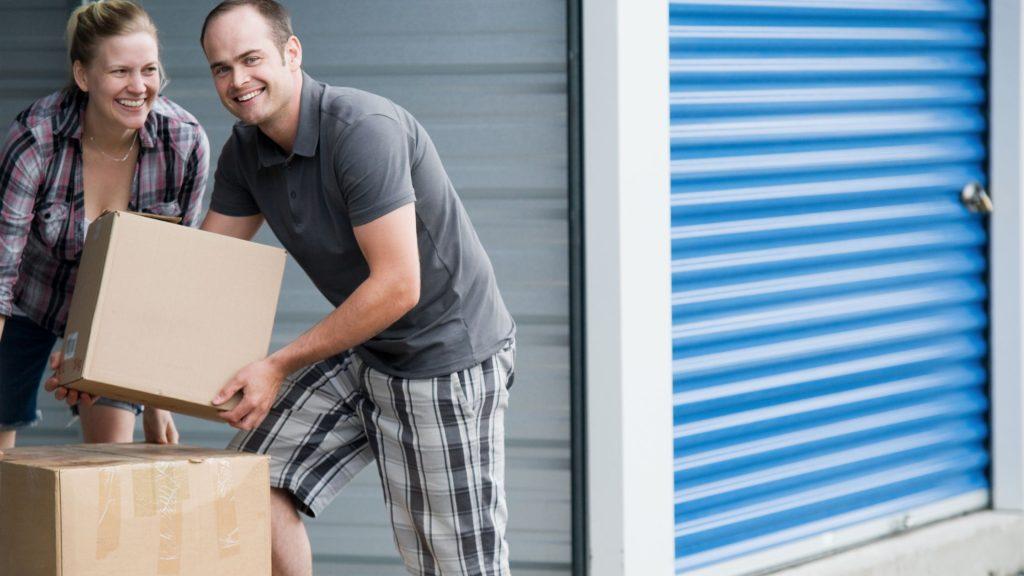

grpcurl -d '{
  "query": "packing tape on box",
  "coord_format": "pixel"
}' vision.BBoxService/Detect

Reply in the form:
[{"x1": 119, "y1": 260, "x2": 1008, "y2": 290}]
[
  {"x1": 214, "y1": 459, "x2": 241, "y2": 558},
  {"x1": 133, "y1": 467, "x2": 157, "y2": 517},
  {"x1": 93, "y1": 454, "x2": 245, "y2": 570},
  {"x1": 96, "y1": 468, "x2": 123, "y2": 560},
  {"x1": 126, "y1": 463, "x2": 187, "y2": 573},
  {"x1": 155, "y1": 461, "x2": 188, "y2": 575}
]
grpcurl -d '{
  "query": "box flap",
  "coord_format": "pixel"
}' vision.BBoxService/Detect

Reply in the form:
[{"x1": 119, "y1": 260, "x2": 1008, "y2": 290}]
[{"x1": 101, "y1": 209, "x2": 181, "y2": 224}]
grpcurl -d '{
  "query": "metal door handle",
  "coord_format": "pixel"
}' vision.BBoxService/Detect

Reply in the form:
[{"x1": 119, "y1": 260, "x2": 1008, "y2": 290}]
[{"x1": 961, "y1": 182, "x2": 992, "y2": 214}]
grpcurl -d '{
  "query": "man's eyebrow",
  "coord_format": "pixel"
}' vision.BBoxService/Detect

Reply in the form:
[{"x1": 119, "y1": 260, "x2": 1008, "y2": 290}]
[{"x1": 209, "y1": 49, "x2": 262, "y2": 70}]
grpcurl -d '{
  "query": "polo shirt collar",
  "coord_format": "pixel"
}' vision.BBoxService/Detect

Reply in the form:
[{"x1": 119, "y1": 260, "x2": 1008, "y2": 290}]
[
  {"x1": 293, "y1": 71, "x2": 322, "y2": 157},
  {"x1": 257, "y1": 71, "x2": 322, "y2": 168}
]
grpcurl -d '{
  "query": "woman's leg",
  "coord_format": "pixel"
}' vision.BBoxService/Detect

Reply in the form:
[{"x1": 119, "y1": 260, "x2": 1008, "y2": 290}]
[
  {"x1": 0, "y1": 316, "x2": 58, "y2": 447},
  {"x1": 78, "y1": 402, "x2": 136, "y2": 443}
]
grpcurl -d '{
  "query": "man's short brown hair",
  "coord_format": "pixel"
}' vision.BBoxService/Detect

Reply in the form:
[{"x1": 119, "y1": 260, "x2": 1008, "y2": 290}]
[{"x1": 200, "y1": 0, "x2": 293, "y2": 53}]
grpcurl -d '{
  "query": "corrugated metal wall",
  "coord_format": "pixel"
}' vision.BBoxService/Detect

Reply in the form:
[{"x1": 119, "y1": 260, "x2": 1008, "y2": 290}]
[
  {"x1": 1, "y1": 1, "x2": 85, "y2": 445},
  {"x1": 6, "y1": 2, "x2": 571, "y2": 575},
  {"x1": 0, "y1": 1, "x2": 68, "y2": 123},
  {"x1": 671, "y1": 1, "x2": 990, "y2": 574}
]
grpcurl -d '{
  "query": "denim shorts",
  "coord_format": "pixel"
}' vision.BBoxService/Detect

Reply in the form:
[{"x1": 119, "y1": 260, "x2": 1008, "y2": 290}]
[{"x1": 0, "y1": 315, "x2": 142, "y2": 430}]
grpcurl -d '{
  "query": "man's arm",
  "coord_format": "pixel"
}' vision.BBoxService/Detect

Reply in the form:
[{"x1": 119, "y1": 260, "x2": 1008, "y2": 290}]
[
  {"x1": 214, "y1": 202, "x2": 420, "y2": 430},
  {"x1": 270, "y1": 202, "x2": 419, "y2": 374},
  {"x1": 200, "y1": 209, "x2": 264, "y2": 239}
]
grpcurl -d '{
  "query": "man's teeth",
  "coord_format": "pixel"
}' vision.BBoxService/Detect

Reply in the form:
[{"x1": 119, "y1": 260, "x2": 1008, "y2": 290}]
[
  {"x1": 237, "y1": 89, "x2": 263, "y2": 102},
  {"x1": 117, "y1": 99, "x2": 144, "y2": 108}
]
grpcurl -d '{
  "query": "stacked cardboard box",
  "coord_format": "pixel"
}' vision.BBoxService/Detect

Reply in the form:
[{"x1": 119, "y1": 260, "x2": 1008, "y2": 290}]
[{"x1": 0, "y1": 444, "x2": 270, "y2": 575}]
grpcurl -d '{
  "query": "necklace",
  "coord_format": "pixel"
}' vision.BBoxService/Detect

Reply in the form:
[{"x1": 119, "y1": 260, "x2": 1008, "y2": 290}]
[{"x1": 86, "y1": 132, "x2": 138, "y2": 163}]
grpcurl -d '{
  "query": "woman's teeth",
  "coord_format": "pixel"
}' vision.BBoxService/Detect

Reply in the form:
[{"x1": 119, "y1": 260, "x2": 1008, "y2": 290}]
[{"x1": 117, "y1": 99, "x2": 145, "y2": 108}]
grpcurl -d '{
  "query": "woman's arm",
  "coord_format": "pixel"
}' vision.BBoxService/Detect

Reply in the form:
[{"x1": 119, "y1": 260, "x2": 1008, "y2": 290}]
[
  {"x1": 0, "y1": 121, "x2": 44, "y2": 321},
  {"x1": 179, "y1": 125, "x2": 211, "y2": 228}
]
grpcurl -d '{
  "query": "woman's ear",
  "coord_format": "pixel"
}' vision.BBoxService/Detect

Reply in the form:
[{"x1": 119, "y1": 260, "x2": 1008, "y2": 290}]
[{"x1": 72, "y1": 60, "x2": 89, "y2": 92}]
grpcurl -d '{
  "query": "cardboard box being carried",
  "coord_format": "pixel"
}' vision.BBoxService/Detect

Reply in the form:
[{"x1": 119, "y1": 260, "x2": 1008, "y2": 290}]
[
  {"x1": 58, "y1": 211, "x2": 286, "y2": 420},
  {"x1": 0, "y1": 444, "x2": 270, "y2": 576}
]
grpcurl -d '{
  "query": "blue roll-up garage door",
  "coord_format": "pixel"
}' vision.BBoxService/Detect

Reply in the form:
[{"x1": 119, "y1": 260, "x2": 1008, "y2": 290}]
[{"x1": 671, "y1": 1, "x2": 990, "y2": 574}]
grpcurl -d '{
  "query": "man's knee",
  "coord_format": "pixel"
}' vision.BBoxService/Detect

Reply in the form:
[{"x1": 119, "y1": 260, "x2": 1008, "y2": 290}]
[{"x1": 270, "y1": 488, "x2": 305, "y2": 530}]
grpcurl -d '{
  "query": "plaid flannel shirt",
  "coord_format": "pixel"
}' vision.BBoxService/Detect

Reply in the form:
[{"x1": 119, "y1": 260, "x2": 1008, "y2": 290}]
[{"x1": 0, "y1": 89, "x2": 209, "y2": 335}]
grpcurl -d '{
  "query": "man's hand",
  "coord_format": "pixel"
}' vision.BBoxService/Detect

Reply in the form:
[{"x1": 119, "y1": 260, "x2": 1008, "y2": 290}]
[
  {"x1": 143, "y1": 407, "x2": 179, "y2": 444},
  {"x1": 214, "y1": 357, "x2": 286, "y2": 431},
  {"x1": 42, "y1": 350, "x2": 99, "y2": 407}
]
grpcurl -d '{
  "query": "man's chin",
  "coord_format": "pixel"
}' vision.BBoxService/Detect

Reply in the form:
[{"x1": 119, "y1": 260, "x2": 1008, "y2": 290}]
[{"x1": 233, "y1": 109, "x2": 262, "y2": 125}]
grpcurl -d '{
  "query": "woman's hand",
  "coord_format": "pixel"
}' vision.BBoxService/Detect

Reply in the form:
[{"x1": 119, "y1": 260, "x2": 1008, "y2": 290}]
[
  {"x1": 42, "y1": 350, "x2": 99, "y2": 407},
  {"x1": 143, "y1": 407, "x2": 179, "y2": 445}
]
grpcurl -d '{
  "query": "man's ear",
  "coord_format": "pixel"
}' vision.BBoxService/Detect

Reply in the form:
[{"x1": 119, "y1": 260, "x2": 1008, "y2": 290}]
[
  {"x1": 285, "y1": 35, "x2": 302, "y2": 71},
  {"x1": 72, "y1": 60, "x2": 89, "y2": 92}
]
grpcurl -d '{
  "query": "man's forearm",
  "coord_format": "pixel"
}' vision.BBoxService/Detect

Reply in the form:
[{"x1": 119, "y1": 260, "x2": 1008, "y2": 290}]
[{"x1": 267, "y1": 275, "x2": 418, "y2": 376}]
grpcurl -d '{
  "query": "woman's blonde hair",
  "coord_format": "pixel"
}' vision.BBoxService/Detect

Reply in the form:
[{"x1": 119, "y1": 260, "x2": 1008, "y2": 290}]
[{"x1": 66, "y1": 1, "x2": 166, "y2": 90}]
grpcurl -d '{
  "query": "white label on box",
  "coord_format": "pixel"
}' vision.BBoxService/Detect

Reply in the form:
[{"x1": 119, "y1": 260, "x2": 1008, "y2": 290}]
[{"x1": 64, "y1": 332, "x2": 78, "y2": 360}]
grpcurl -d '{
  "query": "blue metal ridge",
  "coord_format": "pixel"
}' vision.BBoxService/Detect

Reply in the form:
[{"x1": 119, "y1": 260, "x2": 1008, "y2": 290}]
[
  {"x1": 672, "y1": 165, "x2": 984, "y2": 212},
  {"x1": 671, "y1": 136, "x2": 985, "y2": 181},
  {"x1": 676, "y1": 478, "x2": 988, "y2": 572},
  {"x1": 676, "y1": 473, "x2": 988, "y2": 568},
  {"x1": 675, "y1": 251, "x2": 986, "y2": 314},
  {"x1": 672, "y1": 199, "x2": 976, "y2": 251},
  {"x1": 677, "y1": 418, "x2": 988, "y2": 492},
  {"x1": 669, "y1": 1, "x2": 987, "y2": 20},
  {"x1": 675, "y1": 334, "x2": 986, "y2": 406},
  {"x1": 678, "y1": 440, "x2": 988, "y2": 519},
  {"x1": 673, "y1": 223, "x2": 986, "y2": 280},
  {"x1": 671, "y1": 80, "x2": 986, "y2": 116},
  {"x1": 675, "y1": 278, "x2": 986, "y2": 346},
  {"x1": 676, "y1": 453, "x2": 987, "y2": 538},
  {"x1": 674, "y1": 306, "x2": 987, "y2": 379},
  {"x1": 670, "y1": 20, "x2": 985, "y2": 51},
  {"x1": 670, "y1": 108, "x2": 985, "y2": 147},
  {"x1": 670, "y1": 51, "x2": 986, "y2": 81},
  {"x1": 677, "y1": 395, "x2": 987, "y2": 473},
  {"x1": 677, "y1": 365, "x2": 985, "y2": 445}
]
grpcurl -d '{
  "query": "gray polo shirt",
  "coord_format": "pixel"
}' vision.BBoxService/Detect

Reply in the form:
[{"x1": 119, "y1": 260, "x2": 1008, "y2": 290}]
[{"x1": 211, "y1": 72, "x2": 514, "y2": 378}]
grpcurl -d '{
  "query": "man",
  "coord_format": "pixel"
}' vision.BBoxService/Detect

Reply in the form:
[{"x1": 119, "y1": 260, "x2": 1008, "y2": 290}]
[{"x1": 198, "y1": 2, "x2": 516, "y2": 575}]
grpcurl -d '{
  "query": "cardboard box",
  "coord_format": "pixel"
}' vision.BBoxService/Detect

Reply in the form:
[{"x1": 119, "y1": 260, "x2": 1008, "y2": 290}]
[
  {"x1": 58, "y1": 211, "x2": 286, "y2": 420},
  {"x1": 0, "y1": 444, "x2": 270, "y2": 576}
]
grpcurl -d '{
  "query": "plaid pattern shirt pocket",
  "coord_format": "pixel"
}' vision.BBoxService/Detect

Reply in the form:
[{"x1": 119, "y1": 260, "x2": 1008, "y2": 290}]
[{"x1": 33, "y1": 201, "x2": 80, "y2": 262}]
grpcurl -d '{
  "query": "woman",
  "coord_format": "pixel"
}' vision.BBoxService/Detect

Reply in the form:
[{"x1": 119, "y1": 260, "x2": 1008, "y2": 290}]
[{"x1": 0, "y1": 0, "x2": 209, "y2": 448}]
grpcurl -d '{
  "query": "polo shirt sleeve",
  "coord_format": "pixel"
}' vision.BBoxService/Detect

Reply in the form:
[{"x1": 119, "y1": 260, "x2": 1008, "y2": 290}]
[
  {"x1": 210, "y1": 134, "x2": 261, "y2": 217},
  {"x1": 334, "y1": 114, "x2": 415, "y2": 227}
]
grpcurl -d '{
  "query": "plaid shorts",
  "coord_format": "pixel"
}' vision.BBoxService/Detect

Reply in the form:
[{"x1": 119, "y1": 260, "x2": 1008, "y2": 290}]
[{"x1": 228, "y1": 340, "x2": 515, "y2": 576}]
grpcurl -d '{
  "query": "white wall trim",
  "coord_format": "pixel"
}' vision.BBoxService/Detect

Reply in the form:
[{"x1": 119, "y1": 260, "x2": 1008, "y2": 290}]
[
  {"x1": 583, "y1": 0, "x2": 675, "y2": 575},
  {"x1": 771, "y1": 510, "x2": 1024, "y2": 576},
  {"x1": 990, "y1": 0, "x2": 1024, "y2": 512}
]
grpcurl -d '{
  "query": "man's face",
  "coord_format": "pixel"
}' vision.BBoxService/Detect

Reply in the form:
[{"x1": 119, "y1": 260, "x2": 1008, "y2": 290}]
[{"x1": 202, "y1": 6, "x2": 299, "y2": 128}]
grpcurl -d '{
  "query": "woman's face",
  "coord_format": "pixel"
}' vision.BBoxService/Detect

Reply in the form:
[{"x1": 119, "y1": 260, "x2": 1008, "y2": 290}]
[{"x1": 73, "y1": 31, "x2": 161, "y2": 132}]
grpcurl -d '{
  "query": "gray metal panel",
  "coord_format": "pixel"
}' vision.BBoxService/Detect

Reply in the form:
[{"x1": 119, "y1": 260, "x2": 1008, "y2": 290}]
[
  {"x1": 3, "y1": 1, "x2": 570, "y2": 574},
  {"x1": 0, "y1": 2, "x2": 68, "y2": 122},
  {"x1": 0, "y1": 0, "x2": 79, "y2": 444}
]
